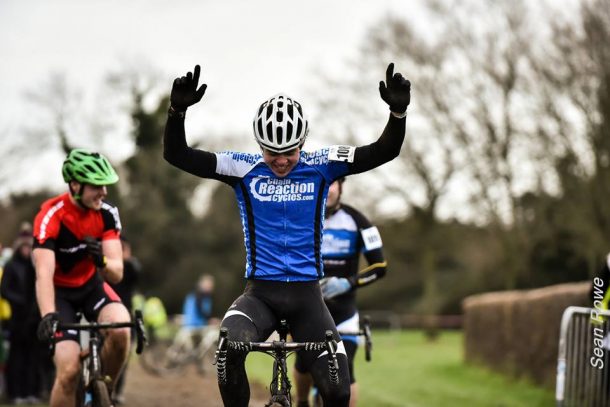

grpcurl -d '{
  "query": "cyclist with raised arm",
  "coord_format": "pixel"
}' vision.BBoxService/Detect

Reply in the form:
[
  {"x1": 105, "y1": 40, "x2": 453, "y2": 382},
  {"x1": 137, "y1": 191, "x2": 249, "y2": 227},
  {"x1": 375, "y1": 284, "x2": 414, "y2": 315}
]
[
  {"x1": 293, "y1": 177, "x2": 386, "y2": 407},
  {"x1": 163, "y1": 63, "x2": 410, "y2": 407},
  {"x1": 33, "y1": 149, "x2": 131, "y2": 407}
]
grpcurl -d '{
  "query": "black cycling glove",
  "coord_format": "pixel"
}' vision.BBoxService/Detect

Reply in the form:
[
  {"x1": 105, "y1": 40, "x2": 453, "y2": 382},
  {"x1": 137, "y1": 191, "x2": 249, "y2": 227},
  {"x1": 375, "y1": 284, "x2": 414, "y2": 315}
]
[
  {"x1": 83, "y1": 236, "x2": 106, "y2": 268},
  {"x1": 379, "y1": 63, "x2": 411, "y2": 114},
  {"x1": 37, "y1": 312, "x2": 59, "y2": 342},
  {"x1": 170, "y1": 64, "x2": 208, "y2": 112}
]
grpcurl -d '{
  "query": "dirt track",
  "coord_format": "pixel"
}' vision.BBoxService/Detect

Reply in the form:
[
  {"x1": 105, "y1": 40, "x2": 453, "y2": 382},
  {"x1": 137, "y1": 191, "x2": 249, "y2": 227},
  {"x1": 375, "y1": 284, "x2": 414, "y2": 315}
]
[{"x1": 122, "y1": 362, "x2": 268, "y2": 407}]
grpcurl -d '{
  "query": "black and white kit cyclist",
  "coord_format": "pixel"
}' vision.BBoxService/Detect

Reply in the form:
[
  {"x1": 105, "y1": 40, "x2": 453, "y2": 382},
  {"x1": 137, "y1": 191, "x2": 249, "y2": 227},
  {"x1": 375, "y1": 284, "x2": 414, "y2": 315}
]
[{"x1": 295, "y1": 203, "x2": 386, "y2": 384}]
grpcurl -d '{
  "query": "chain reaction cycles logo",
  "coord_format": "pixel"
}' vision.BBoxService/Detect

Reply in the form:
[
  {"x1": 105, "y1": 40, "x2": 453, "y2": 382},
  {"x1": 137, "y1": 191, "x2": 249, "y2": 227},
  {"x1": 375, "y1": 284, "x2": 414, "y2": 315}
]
[{"x1": 250, "y1": 176, "x2": 316, "y2": 202}]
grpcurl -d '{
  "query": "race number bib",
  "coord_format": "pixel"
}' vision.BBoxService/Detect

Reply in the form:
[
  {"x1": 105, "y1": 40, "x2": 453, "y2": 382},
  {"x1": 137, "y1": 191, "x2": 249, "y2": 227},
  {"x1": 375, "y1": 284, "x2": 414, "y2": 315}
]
[
  {"x1": 328, "y1": 145, "x2": 356, "y2": 163},
  {"x1": 361, "y1": 226, "x2": 382, "y2": 251}
]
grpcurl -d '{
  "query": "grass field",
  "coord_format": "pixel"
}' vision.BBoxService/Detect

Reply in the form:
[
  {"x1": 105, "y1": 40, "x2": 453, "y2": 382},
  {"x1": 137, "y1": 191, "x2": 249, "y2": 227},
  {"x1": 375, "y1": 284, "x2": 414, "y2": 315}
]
[{"x1": 245, "y1": 330, "x2": 555, "y2": 407}]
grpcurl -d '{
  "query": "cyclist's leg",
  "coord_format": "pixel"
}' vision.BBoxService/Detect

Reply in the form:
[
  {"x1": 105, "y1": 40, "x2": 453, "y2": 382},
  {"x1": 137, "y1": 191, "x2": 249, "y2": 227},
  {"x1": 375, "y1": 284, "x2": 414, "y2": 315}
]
[
  {"x1": 51, "y1": 340, "x2": 81, "y2": 407},
  {"x1": 336, "y1": 314, "x2": 360, "y2": 407},
  {"x1": 50, "y1": 297, "x2": 81, "y2": 407},
  {"x1": 218, "y1": 290, "x2": 277, "y2": 407},
  {"x1": 292, "y1": 355, "x2": 314, "y2": 407},
  {"x1": 287, "y1": 284, "x2": 350, "y2": 407},
  {"x1": 85, "y1": 283, "x2": 131, "y2": 394},
  {"x1": 343, "y1": 340, "x2": 358, "y2": 407}
]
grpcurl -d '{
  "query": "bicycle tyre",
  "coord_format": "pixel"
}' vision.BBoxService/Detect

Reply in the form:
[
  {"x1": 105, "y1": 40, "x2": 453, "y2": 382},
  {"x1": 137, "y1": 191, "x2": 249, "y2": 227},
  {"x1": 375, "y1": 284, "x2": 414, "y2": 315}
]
[
  {"x1": 139, "y1": 338, "x2": 187, "y2": 376},
  {"x1": 264, "y1": 395, "x2": 291, "y2": 407},
  {"x1": 197, "y1": 342, "x2": 217, "y2": 376},
  {"x1": 164, "y1": 340, "x2": 191, "y2": 371},
  {"x1": 313, "y1": 391, "x2": 323, "y2": 407},
  {"x1": 74, "y1": 371, "x2": 86, "y2": 407},
  {"x1": 92, "y1": 379, "x2": 112, "y2": 407}
]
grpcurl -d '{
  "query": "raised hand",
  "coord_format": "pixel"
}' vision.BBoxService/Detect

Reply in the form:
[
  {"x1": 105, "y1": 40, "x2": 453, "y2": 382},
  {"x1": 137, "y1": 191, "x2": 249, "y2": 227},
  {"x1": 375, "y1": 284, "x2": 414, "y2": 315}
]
[
  {"x1": 170, "y1": 65, "x2": 208, "y2": 112},
  {"x1": 378, "y1": 63, "x2": 411, "y2": 114}
]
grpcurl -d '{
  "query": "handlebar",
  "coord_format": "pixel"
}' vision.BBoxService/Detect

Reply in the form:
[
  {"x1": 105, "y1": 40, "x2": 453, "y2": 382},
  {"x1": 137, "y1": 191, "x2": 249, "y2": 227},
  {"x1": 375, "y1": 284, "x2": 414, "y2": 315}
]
[
  {"x1": 49, "y1": 310, "x2": 147, "y2": 356},
  {"x1": 215, "y1": 328, "x2": 340, "y2": 384}
]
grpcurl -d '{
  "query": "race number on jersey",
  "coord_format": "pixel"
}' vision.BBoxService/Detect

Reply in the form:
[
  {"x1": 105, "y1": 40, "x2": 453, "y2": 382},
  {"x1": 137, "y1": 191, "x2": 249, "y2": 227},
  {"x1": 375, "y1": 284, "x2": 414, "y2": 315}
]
[
  {"x1": 328, "y1": 145, "x2": 356, "y2": 163},
  {"x1": 361, "y1": 226, "x2": 382, "y2": 251}
]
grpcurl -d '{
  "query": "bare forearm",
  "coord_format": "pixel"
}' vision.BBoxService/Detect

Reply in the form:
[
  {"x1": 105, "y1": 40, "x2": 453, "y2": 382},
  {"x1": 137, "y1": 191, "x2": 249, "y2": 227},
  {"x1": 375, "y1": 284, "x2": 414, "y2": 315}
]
[
  {"x1": 36, "y1": 274, "x2": 56, "y2": 316},
  {"x1": 103, "y1": 258, "x2": 123, "y2": 284},
  {"x1": 102, "y1": 239, "x2": 124, "y2": 284},
  {"x1": 33, "y1": 248, "x2": 57, "y2": 316}
]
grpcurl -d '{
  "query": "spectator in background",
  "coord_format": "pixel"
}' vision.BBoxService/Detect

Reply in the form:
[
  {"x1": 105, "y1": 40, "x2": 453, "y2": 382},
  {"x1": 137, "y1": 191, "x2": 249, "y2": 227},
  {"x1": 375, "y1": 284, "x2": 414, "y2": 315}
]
[
  {"x1": 109, "y1": 235, "x2": 141, "y2": 405},
  {"x1": 0, "y1": 241, "x2": 12, "y2": 400},
  {"x1": 182, "y1": 274, "x2": 215, "y2": 329},
  {"x1": 110, "y1": 236, "x2": 140, "y2": 317},
  {"x1": 0, "y1": 224, "x2": 41, "y2": 404}
]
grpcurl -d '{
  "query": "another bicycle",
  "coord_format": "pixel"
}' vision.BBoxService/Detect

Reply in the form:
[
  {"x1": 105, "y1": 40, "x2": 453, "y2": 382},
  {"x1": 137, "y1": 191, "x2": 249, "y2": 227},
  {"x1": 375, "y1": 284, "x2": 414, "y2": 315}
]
[
  {"x1": 215, "y1": 320, "x2": 340, "y2": 407},
  {"x1": 50, "y1": 310, "x2": 146, "y2": 407},
  {"x1": 338, "y1": 315, "x2": 373, "y2": 362},
  {"x1": 312, "y1": 316, "x2": 373, "y2": 406},
  {"x1": 140, "y1": 324, "x2": 218, "y2": 376}
]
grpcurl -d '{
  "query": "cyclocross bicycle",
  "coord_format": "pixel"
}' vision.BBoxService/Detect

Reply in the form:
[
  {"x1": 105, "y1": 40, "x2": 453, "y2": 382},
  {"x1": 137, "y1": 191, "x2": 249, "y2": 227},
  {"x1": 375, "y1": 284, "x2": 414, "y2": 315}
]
[
  {"x1": 50, "y1": 310, "x2": 146, "y2": 407},
  {"x1": 215, "y1": 320, "x2": 340, "y2": 407},
  {"x1": 338, "y1": 315, "x2": 373, "y2": 362},
  {"x1": 140, "y1": 324, "x2": 218, "y2": 376}
]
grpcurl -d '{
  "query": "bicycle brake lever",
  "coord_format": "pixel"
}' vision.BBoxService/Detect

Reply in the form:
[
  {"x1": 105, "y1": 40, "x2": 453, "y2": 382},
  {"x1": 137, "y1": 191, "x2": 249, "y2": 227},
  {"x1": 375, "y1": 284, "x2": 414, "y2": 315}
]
[
  {"x1": 48, "y1": 320, "x2": 60, "y2": 357},
  {"x1": 214, "y1": 328, "x2": 228, "y2": 365}
]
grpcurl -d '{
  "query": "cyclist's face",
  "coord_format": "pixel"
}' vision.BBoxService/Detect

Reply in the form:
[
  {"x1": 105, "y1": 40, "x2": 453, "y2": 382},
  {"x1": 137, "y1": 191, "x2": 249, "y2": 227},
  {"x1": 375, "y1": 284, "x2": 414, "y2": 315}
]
[
  {"x1": 262, "y1": 148, "x2": 300, "y2": 178},
  {"x1": 326, "y1": 180, "x2": 341, "y2": 210},
  {"x1": 80, "y1": 184, "x2": 108, "y2": 210}
]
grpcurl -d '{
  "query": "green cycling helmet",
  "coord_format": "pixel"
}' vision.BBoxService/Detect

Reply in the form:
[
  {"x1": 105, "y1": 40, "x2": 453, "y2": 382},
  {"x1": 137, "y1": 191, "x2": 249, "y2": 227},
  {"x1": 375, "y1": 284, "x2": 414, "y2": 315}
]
[{"x1": 62, "y1": 149, "x2": 119, "y2": 185}]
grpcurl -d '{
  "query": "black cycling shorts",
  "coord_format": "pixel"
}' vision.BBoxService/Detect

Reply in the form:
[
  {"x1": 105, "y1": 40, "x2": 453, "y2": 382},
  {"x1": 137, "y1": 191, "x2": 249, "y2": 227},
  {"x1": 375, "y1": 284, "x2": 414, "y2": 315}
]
[
  {"x1": 221, "y1": 279, "x2": 341, "y2": 370},
  {"x1": 54, "y1": 274, "x2": 122, "y2": 343}
]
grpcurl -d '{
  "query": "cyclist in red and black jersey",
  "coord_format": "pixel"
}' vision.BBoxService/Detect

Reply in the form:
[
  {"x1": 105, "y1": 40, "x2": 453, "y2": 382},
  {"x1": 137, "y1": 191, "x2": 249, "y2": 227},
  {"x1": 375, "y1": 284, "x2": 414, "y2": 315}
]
[{"x1": 33, "y1": 149, "x2": 131, "y2": 407}]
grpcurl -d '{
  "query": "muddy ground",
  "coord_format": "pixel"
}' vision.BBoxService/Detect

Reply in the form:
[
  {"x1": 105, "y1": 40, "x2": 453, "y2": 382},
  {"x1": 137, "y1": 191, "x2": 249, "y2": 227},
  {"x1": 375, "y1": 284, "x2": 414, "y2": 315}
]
[{"x1": 122, "y1": 362, "x2": 269, "y2": 407}]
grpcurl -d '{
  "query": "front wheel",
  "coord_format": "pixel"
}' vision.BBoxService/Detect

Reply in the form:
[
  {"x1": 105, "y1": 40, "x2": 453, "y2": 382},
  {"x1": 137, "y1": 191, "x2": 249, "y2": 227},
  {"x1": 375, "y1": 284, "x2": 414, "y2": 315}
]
[
  {"x1": 74, "y1": 371, "x2": 86, "y2": 407},
  {"x1": 91, "y1": 379, "x2": 112, "y2": 407},
  {"x1": 264, "y1": 395, "x2": 291, "y2": 407},
  {"x1": 196, "y1": 330, "x2": 218, "y2": 376}
]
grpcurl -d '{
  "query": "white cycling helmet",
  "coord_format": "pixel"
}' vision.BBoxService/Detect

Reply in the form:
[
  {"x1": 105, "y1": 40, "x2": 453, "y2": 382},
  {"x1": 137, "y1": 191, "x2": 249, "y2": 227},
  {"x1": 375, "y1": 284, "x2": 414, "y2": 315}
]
[{"x1": 253, "y1": 93, "x2": 309, "y2": 153}]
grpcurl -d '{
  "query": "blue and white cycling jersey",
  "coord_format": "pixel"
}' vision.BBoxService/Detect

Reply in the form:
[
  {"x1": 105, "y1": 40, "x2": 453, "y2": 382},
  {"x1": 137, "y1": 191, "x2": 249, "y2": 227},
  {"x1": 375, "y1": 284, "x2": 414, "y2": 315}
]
[
  {"x1": 164, "y1": 109, "x2": 405, "y2": 283},
  {"x1": 214, "y1": 148, "x2": 351, "y2": 281}
]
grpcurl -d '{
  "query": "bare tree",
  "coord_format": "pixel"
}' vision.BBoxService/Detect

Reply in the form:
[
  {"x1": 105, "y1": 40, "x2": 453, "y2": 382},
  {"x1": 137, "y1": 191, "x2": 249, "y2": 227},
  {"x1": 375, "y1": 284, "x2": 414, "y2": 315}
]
[{"x1": 312, "y1": 0, "x2": 601, "y2": 291}]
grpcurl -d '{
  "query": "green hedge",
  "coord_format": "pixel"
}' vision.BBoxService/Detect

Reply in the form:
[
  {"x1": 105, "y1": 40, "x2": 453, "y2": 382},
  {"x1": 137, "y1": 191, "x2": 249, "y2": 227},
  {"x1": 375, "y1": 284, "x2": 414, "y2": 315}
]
[{"x1": 462, "y1": 282, "x2": 590, "y2": 387}]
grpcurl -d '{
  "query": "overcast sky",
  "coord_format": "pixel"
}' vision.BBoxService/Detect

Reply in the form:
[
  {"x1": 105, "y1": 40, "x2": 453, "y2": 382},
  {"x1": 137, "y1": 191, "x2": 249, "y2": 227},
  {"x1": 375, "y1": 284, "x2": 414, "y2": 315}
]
[{"x1": 0, "y1": 0, "x2": 421, "y2": 198}]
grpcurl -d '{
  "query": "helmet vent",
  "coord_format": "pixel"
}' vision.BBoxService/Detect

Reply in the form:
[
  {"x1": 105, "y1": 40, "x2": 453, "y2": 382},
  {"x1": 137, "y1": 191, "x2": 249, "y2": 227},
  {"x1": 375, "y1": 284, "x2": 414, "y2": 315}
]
[
  {"x1": 266, "y1": 122, "x2": 274, "y2": 142},
  {"x1": 257, "y1": 119, "x2": 264, "y2": 141},
  {"x1": 277, "y1": 127, "x2": 283, "y2": 145},
  {"x1": 287, "y1": 104, "x2": 293, "y2": 119},
  {"x1": 286, "y1": 123, "x2": 293, "y2": 142}
]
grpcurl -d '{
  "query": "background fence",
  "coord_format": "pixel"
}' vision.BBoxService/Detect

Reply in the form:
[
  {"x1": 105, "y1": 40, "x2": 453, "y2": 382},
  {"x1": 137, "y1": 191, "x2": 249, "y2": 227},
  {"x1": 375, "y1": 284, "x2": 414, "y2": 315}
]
[{"x1": 556, "y1": 306, "x2": 610, "y2": 407}]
